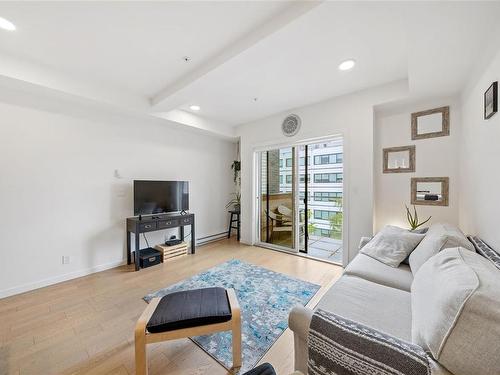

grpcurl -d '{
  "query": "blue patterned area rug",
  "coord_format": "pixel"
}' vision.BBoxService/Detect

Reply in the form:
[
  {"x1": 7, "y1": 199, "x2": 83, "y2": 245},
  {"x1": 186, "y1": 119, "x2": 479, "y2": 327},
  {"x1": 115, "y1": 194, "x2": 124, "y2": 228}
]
[{"x1": 144, "y1": 259, "x2": 320, "y2": 373}]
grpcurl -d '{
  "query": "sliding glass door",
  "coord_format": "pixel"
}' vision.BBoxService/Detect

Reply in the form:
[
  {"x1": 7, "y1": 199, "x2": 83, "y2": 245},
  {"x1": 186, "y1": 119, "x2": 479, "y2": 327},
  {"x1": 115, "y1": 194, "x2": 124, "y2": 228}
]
[
  {"x1": 258, "y1": 147, "x2": 296, "y2": 251},
  {"x1": 256, "y1": 137, "x2": 344, "y2": 263},
  {"x1": 302, "y1": 139, "x2": 344, "y2": 263}
]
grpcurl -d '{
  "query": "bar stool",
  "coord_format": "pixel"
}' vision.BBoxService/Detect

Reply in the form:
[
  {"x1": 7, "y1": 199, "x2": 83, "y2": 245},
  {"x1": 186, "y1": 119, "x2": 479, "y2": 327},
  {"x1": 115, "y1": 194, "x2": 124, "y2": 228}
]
[{"x1": 227, "y1": 209, "x2": 241, "y2": 241}]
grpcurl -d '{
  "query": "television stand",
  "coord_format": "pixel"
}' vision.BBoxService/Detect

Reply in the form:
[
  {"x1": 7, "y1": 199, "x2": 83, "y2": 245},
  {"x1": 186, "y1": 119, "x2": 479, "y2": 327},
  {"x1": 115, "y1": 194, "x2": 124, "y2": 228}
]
[{"x1": 126, "y1": 212, "x2": 195, "y2": 271}]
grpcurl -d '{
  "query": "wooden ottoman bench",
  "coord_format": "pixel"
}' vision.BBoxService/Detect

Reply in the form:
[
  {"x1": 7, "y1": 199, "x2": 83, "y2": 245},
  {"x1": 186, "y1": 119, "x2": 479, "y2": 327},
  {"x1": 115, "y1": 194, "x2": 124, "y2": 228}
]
[{"x1": 135, "y1": 287, "x2": 241, "y2": 375}]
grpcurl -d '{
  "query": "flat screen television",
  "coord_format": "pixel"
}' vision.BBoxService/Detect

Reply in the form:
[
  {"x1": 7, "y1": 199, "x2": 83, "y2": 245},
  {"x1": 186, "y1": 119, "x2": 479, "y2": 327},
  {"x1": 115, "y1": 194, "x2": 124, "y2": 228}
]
[{"x1": 134, "y1": 180, "x2": 189, "y2": 215}]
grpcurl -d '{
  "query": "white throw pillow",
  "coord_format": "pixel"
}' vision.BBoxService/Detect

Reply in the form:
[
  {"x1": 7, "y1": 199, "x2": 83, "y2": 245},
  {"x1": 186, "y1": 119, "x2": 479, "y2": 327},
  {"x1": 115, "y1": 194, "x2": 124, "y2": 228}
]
[
  {"x1": 412, "y1": 247, "x2": 500, "y2": 375},
  {"x1": 360, "y1": 225, "x2": 424, "y2": 267},
  {"x1": 409, "y1": 222, "x2": 474, "y2": 274}
]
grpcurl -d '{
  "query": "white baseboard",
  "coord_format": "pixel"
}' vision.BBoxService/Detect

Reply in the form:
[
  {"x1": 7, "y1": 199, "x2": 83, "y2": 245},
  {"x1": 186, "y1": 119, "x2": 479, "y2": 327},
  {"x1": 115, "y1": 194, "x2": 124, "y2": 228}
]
[
  {"x1": 0, "y1": 231, "x2": 230, "y2": 300},
  {"x1": 0, "y1": 259, "x2": 125, "y2": 299}
]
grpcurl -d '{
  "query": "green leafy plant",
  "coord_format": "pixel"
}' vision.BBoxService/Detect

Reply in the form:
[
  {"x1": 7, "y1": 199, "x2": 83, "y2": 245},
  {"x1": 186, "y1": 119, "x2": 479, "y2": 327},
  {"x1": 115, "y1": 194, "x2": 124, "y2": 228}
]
[
  {"x1": 329, "y1": 198, "x2": 343, "y2": 240},
  {"x1": 225, "y1": 192, "x2": 241, "y2": 209},
  {"x1": 405, "y1": 204, "x2": 431, "y2": 230},
  {"x1": 306, "y1": 209, "x2": 317, "y2": 234},
  {"x1": 231, "y1": 160, "x2": 241, "y2": 185}
]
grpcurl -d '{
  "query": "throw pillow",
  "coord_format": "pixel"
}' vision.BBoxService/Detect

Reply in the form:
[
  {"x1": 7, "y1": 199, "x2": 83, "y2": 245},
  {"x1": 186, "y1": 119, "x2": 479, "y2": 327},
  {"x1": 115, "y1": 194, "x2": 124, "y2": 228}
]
[
  {"x1": 409, "y1": 222, "x2": 474, "y2": 274},
  {"x1": 401, "y1": 227, "x2": 429, "y2": 265},
  {"x1": 412, "y1": 247, "x2": 500, "y2": 375},
  {"x1": 360, "y1": 225, "x2": 425, "y2": 267}
]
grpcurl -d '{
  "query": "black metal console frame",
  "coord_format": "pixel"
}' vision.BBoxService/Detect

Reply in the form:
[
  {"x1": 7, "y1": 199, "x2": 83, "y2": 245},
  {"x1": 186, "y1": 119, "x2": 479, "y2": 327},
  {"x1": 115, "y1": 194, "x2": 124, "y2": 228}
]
[{"x1": 126, "y1": 213, "x2": 195, "y2": 271}]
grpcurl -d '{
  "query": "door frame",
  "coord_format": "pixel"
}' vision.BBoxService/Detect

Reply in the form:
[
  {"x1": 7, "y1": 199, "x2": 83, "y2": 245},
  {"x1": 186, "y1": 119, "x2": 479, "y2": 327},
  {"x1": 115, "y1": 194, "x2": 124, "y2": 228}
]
[
  {"x1": 252, "y1": 134, "x2": 348, "y2": 265},
  {"x1": 255, "y1": 146, "x2": 299, "y2": 254}
]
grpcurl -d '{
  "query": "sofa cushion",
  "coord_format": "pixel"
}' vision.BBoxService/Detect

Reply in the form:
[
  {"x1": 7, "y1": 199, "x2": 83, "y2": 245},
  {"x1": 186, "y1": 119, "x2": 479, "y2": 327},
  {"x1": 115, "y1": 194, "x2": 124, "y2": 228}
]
[
  {"x1": 412, "y1": 247, "x2": 500, "y2": 375},
  {"x1": 317, "y1": 275, "x2": 412, "y2": 341},
  {"x1": 344, "y1": 253, "x2": 413, "y2": 291},
  {"x1": 360, "y1": 225, "x2": 425, "y2": 267},
  {"x1": 409, "y1": 222, "x2": 474, "y2": 274},
  {"x1": 146, "y1": 287, "x2": 232, "y2": 333}
]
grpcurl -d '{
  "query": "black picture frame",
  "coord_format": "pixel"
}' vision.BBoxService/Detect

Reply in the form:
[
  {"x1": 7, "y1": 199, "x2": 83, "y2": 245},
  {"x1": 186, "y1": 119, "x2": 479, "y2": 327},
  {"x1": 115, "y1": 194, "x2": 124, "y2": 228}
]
[{"x1": 484, "y1": 81, "x2": 498, "y2": 119}]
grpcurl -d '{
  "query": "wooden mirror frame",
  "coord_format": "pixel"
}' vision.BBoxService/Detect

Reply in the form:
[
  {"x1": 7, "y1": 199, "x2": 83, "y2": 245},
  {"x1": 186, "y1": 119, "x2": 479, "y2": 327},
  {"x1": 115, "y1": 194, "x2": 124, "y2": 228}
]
[
  {"x1": 411, "y1": 177, "x2": 449, "y2": 206},
  {"x1": 411, "y1": 106, "x2": 450, "y2": 140},
  {"x1": 383, "y1": 145, "x2": 416, "y2": 173}
]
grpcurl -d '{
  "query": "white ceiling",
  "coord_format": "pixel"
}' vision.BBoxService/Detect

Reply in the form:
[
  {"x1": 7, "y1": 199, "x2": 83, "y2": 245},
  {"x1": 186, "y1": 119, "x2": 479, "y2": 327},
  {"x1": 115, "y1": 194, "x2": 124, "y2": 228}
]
[
  {"x1": 0, "y1": 1, "x2": 290, "y2": 96},
  {"x1": 162, "y1": 2, "x2": 409, "y2": 124},
  {"x1": 0, "y1": 1, "x2": 499, "y2": 135}
]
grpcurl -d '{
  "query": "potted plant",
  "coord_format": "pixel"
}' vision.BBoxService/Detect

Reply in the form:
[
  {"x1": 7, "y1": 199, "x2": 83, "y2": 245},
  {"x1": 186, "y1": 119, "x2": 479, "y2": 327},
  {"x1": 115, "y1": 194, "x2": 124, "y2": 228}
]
[
  {"x1": 405, "y1": 204, "x2": 431, "y2": 231},
  {"x1": 226, "y1": 192, "x2": 241, "y2": 211}
]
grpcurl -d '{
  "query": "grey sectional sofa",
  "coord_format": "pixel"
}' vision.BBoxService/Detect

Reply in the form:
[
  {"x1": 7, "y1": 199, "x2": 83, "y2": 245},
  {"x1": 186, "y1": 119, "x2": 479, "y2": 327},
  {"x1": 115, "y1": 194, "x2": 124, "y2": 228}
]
[{"x1": 289, "y1": 222, "x2": 500, "y2": 375}]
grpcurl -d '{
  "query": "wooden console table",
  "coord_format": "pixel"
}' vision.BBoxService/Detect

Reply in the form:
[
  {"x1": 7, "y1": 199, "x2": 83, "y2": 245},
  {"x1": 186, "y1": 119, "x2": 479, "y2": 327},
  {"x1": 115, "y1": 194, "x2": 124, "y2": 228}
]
[{"x1": 126, "y1": 213, "x2": 195, "y2": 271}]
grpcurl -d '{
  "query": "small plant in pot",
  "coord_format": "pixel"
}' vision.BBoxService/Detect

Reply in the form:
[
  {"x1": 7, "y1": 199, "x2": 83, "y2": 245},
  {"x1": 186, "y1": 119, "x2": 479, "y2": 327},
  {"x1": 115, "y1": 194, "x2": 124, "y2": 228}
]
[
  {"x1": 405, "y1": 204, "x2": 431, "y2": 232},
  {"x1": 226, "y1": 192, "x2": 241, "y2": 211}
]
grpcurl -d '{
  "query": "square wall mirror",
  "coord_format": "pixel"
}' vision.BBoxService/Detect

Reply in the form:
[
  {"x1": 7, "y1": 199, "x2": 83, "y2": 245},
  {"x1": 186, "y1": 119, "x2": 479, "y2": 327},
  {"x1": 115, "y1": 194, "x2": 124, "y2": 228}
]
[
  {"x1": 411, "y1": 106, "x2": 450, "y2": 140},
  {"x1": 411, "y1": 177, "x2": 449, "y2": 206},
  {"x1": 383, "y1": 145, "x2": 415, "y2": 173}
]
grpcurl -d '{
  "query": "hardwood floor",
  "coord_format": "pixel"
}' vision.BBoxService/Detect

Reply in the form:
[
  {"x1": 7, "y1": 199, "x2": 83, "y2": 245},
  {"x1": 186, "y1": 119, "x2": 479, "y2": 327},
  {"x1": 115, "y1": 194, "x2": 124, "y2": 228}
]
[{"x1": 0, "y1": 238, "x2": 343, "y2": 375}]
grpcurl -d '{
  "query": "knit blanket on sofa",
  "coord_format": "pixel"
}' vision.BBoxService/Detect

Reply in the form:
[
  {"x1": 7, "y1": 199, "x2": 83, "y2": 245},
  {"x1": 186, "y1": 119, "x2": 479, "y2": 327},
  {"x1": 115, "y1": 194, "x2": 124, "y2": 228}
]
[{"x1": 308, "y1": 309, "x2": 431, "y2": 375}]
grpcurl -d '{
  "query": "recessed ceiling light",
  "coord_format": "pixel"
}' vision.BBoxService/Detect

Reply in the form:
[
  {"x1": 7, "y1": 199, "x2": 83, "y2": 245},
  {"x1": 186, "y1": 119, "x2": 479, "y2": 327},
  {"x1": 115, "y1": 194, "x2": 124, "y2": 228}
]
[
  {"x1": 0, "y1": 17, "x2": 16, "y2": 31},
  {"x1": 338, "y1": 59, "x2": 356, "y2": 71},
  {"x1": 189, "y1": 105, "x2": 200, "y2": 111}
]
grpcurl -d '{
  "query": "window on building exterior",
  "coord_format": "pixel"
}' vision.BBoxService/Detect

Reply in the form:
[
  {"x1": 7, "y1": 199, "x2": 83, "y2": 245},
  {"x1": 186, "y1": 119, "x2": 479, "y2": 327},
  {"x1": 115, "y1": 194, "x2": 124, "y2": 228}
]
[
  {"x1": 299, "y1": 156, "x2": 311, "y2": 166},
  {"x1": 286, "y1": 158, "x2": 292, "y2": 167},
  {"x1": 299, "y1": 174, "x2": 310, "y2": 183},
  {"x1": 279, "y1": 159, "x2": 283, "y2": 168},
  {"x1": 314, "y1": 210, "x2": 340, "y2": 221},
  {"x1": 280, "y1": 175, "x2": 283, "y2": 184},
  {"x1": 313, "y1": 153, "x2": 343, "y2": 165},
  {"x1": 286, "y1": 175, "x2": 292, "y2": 184},
  {"x1": 313, "y1": 192, "x2": 343, "y2": 202},
  {"x1": 313, "y1": 173, "x2": 343, "y2": 183},
  {"x1": 299, "y1": 192, "x2": 306, "y2": 201}
]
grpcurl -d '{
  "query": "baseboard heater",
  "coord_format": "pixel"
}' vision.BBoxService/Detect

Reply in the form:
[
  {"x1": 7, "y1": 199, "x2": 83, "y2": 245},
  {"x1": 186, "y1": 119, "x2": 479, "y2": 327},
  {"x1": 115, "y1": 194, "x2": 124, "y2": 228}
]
[{"x1": 196, "y1": 232, "x2": 228, "y2": 246}]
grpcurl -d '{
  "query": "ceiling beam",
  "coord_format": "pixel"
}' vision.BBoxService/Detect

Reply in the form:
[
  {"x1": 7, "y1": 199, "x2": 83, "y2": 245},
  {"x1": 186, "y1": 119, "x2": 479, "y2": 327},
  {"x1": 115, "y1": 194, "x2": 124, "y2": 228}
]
[
  {"x1": 0, "y1": 54, "x2": 149, "y2": 111},
  {"x1": 150, "y1": 0, "x2": 322, "y2": 109},
  {"x1": 154, "y1": 110, "x2": 236, "y2": 140}
]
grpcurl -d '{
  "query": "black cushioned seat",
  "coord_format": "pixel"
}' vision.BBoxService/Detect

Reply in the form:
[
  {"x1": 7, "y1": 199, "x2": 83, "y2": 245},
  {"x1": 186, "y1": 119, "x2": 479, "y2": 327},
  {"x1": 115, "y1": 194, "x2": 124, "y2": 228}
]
[
  {"x1": 146, "y1": 287, "x2": 232, "y2": 333},
  {"x1": 242, "y1": 363, "x2": 276, "y2": 375}
]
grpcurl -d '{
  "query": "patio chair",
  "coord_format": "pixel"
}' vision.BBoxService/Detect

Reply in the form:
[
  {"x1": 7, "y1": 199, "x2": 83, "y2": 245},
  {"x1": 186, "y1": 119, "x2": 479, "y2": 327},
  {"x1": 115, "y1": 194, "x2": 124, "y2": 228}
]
[{"x1": 277, "y1": 205, "x2": 293, "y2": 224}]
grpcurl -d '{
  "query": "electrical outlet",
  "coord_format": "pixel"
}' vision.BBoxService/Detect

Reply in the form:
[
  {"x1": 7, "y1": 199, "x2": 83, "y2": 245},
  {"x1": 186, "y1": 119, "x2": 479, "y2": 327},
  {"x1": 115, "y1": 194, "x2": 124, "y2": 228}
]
[{"x1": 62, "y1": 256, "x2": 70, "y2": 264}]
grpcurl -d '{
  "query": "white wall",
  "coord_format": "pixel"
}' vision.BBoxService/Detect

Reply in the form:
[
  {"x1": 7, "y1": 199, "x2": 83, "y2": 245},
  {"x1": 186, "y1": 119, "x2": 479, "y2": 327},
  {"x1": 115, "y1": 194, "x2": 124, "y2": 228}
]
[
  {"x1": 374, "y1": 97, "x2": 461, "y2": 231},
  {"x1": 236, "y1": 80, "x2": 408, "y2": 262},
  {"x1": 459, "y1": 47, "x2": 500, "y2": 251},
  {"x1": 0, "y1": 101, "x2": 235, "y2": 298}
]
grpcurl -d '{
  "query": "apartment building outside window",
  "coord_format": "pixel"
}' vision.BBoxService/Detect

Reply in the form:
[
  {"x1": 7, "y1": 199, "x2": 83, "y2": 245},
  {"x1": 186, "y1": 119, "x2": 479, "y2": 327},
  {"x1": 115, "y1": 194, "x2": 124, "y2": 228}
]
[
  {"x1": 299, "y1": 156, "x2": 310, "y2": 166},
  {"x1": 313, "y1": 173, "x2": 343, "y2": 183},
  {"x1": 314, "y1": 209, "x2": 341, "y2": 221},
  {"x1": 313, "y1": 191, "x2": 342, "y2": 202},
  {"x1": 314, "y1": 153, "x2": 343, "y2": 165}
]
